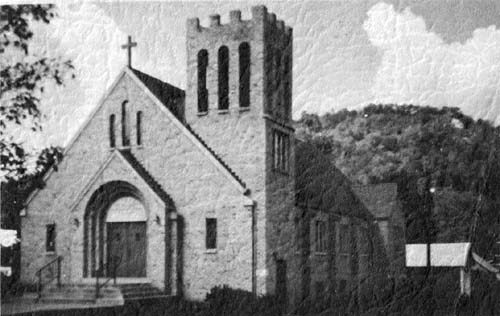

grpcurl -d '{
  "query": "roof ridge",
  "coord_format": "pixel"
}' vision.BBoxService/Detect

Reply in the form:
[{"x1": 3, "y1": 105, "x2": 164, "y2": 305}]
[{"x1": 130, "y1": 68, "x2": 184, "y2": 94}]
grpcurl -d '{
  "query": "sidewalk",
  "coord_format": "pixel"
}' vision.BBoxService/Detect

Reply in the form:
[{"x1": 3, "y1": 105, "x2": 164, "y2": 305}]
[{"x1": 1, "y1": 293, "x2": 123, "y2": 315}]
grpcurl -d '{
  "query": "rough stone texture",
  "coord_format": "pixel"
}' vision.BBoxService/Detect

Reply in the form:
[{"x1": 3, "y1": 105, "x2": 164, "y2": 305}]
[
  {"x1": 19, "y1": 6, "x2": 392, "y2": 312},
  {"x1": 21, "y1": 70, "x2": 252, "y2": 300},
  {"x1": 185, "y1": 5, "x2": 298, "y2": 301}
]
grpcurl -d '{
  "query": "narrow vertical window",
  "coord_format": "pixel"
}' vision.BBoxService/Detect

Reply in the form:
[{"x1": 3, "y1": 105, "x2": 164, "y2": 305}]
[
  {"x1": 239, "y1": 42, "x2": 251, "y2": 108},
  {"x1": 359, "y1": 228, "x2": 370, "y2": 276},
  {"x1": 46, "y1": 224, "x2": 56, "y2": 252},
  {"x1": 285, "y1": 136, "x2": 290, "y2": 171},
  {"x1": 275, "y1": 49, "x2": 282, "y2": 88},
  {"x1": 272, "y1": 129, "x2": 290, "y2": 173},
  {"x1": 283, "y1": 54, "x2": 291, "y2": 118},
  {"x1": 274, "y1": 49, "x2": 282, "y2": 113},
  {"x1": 109, "y1": 114, "x2": 115, "y2": 148},
  {"x1": 136, "y1": 111, "x2": 142, "y2": 146},
  {"x1": 121, "y1": 101, "x2": 130, "y2": 147},
  {"x1": 339, "y1": 224, "x2": 350, "y2": 253},
  {"x1": 273, "y1": 131, "x2": 279, "y2": 169},
  {"x1": 315, "y1": 220, "x2": 327, "y2": 253},
  {"x1": 268, "y1": 48, "x2": 274, "y2": 113},
  {"x1": 206, "y1": 218, "x2": 217, "y2": 249},
  {"x1": 218, "y1": 46, "x2": 229, "y2": 110},
  {"x1": 198, "y1": 50, "x2": 209, "y2": 112},
  {"x1": 277, "y1": 133, "x2": 283, "y2": 170}
]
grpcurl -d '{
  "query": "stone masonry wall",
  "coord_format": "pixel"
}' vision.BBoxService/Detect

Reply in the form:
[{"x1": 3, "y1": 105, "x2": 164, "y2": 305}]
[
  {"x1": 185, "y1": 6, "x2": 297, "y2": 302},
  {"x1": 21, "y1": 71, "x2": 254, "y2": 300}
]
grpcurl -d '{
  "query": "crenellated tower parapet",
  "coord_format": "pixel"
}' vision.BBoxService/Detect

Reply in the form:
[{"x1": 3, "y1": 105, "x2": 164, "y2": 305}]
[{"x1": 185, "y1": 5, "x2": 293, "y2": 124}]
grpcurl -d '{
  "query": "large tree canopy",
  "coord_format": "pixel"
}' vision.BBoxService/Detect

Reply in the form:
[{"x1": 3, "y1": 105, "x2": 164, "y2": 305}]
[
  {"x1": 0, "y1": 4, "x2": 72, "y2": 179},
  {"x1": 296, "y1": 105, "x2": 500, "y2": 314},
  {"x1": 296, "y1": 105, "x2": 500, "y2": 242}
]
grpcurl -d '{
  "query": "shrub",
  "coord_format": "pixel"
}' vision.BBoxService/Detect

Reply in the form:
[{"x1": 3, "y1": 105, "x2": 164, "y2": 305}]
[{"x1": 202, "y1": 285, "x2": 281, "y2": 316}]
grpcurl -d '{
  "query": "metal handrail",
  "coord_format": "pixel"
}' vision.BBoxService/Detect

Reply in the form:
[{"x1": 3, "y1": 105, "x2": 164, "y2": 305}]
[
  {"x1": 35, "y1": 256, "x2": 63, "y2": 301},
  {"x1": 95, "y1": 255, "x2": 122, "y2": 300}
]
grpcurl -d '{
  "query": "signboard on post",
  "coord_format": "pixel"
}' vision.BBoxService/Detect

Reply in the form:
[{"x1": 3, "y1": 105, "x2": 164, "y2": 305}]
[
  {"x1": 406, "y1": 242, "x2": 472, "y2": 295},
  {"x1": 406, "y1": 243, "x2": 471, "y2": 267}
]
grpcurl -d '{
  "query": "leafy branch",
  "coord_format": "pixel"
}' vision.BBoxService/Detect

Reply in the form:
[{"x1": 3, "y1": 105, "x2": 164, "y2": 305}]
[{"x1": 0, "y1": 4, "x2": 74, "y2": 179}]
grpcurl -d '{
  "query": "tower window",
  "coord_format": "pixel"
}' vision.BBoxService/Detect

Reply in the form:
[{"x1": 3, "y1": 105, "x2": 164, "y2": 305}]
[
  {"x1": 283, "y1": 54, "x2": 291, "y2": 118},
  {"x1": 272, "y1": 129, "x2": 290, "y2": 173},
  {"x1": 218, "y1": 46, "x2": 229, "y2": 110},
  {"x1": 239, "y1": 42, "x2": 251, "y2": 108},
  {"x1": 274, "y1": 48, "x2": 282, "y2": 113},
  {"x1": 121, "y1": 101, "x2": 130, "y2": 147},
  {"x1": 197, "y1": 50, "x2": 209, "y2": 113},
  {"x1": 136, "y1": 111, "x2": 142, "y2": 146},
  {"x1": 46, "y1": 224, "x2": 56, "y2": 252},
  {"x1": 274, "y1": 48, "x2": 282, "y2": 88},
  {"x1": 109, "y1": 114, "x2": 116, "y2": 148},
  {"x1": 206, "y1": 218, "x2": 217, "y2": 250}
]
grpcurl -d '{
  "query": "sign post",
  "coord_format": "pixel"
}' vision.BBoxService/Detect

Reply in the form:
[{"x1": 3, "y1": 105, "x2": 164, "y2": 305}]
[
  {"x1": 406, "y1": 242, "x2": 472, "y2": 295},
  {"x1": 406, "y1": 242, "x2": 499, "y2": 296}
]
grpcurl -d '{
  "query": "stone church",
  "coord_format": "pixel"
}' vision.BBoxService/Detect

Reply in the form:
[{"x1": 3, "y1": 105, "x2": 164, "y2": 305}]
[{"x1": 16, "y1": 5, "x2": 396, "y2": 309}]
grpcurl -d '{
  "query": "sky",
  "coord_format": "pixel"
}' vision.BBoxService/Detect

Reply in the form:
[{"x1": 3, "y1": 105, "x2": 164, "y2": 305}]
[{"x1": 9, "y1": 0, "x2": 500, "y2": 151}]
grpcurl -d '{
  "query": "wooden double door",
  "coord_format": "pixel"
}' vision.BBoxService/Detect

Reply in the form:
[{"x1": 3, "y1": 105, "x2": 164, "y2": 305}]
[{"x1": 107, "y1": 222, "x2": 146, "y2": 277}]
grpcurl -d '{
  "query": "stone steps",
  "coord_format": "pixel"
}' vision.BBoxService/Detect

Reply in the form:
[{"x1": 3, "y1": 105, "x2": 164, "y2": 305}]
[
  {"x1": 118, "y1": 283, "x2": 168, "y2": 301},
  {"x1": 39, "y1": 284, "x2": 122, "y2": 305},
  {"x1": 38, "y1": 283, "x2": 166, "y2": 304}
]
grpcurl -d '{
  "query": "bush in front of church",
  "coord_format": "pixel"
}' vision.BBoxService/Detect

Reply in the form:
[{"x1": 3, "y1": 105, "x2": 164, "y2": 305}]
[{"x1": 201, "y1": 285, "x2": 281, "y2": 316}]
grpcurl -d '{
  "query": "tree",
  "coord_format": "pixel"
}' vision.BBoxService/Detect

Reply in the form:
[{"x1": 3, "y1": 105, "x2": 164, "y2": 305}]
[
  {"x1": 0, "y1": 5, "x2": 73, "y2": 179},
  {"x1": 296, "y1": 105, "x2": 500, "y2": 314}
]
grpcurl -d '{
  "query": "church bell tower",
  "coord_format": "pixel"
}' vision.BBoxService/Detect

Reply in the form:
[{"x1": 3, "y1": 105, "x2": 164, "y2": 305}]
[
  {"x1": 185, "y1": 5, "x2": 294, "y2": 192},
  {"x1": 184, "y1": 6, "x2": 296, "y2": 296}
]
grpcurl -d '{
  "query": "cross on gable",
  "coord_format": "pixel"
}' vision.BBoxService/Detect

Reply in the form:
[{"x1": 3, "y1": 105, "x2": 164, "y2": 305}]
[{"x1": 121, "y1": 35, "x2": 137, "y2": 68}]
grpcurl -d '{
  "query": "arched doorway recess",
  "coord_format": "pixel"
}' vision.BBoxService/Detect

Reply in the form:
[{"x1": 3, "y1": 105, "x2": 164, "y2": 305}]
[{"x1": 83, "y1": 181, "x2": 148, "y2": 278}]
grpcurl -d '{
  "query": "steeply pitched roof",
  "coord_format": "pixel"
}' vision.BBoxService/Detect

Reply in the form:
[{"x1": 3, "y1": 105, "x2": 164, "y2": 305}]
[
  {"x1": 352, "y1": 183, "x2": 398, "y2": 219},
  {"x1": 128, "y1": 69, "x2": 247, "y2": 191},
  {"x1": 24, "y1": 67, "x2": 249, "y2": 207},
  {"x1": 130, "y1": 68, "x2": 185, "y2": 121},
  {"x1": 295, "y1": 140, "x2": 372, "y2": 220},
  {"x1": 118, "y1": 149, "x2": 174, "y2": 204}
]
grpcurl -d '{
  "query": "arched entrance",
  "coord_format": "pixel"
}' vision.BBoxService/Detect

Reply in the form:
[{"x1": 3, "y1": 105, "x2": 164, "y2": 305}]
[
  {"x1": 106, "y1": 197, "x2": 147, "y2": 277},
  {"x1": 83, "y1": 181, "x2": 148, "y2": 278}
]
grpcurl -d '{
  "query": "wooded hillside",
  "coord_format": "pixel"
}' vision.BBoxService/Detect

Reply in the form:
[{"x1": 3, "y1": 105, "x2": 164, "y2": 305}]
[{"x1": 296, "y1": 105, "x2": 500, "y2": 314}]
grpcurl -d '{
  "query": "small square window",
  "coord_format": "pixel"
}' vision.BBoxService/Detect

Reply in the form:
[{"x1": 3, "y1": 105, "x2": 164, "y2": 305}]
[
  {"x1": 206, "y1": 218, "x2": 217, "y2": 250},
  {"x1": 46, "y1": 224, "x2": 56, "y2": 252}
]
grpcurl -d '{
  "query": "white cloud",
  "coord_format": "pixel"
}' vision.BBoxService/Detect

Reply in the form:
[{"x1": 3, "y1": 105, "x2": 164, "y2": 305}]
[{"x1": 364, "y1": 2, "x2": 500, "y2": 124}]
